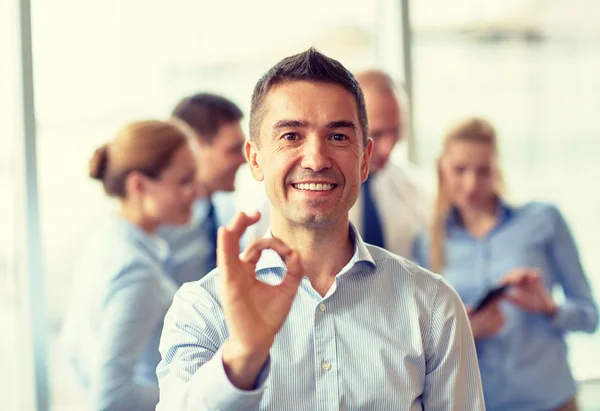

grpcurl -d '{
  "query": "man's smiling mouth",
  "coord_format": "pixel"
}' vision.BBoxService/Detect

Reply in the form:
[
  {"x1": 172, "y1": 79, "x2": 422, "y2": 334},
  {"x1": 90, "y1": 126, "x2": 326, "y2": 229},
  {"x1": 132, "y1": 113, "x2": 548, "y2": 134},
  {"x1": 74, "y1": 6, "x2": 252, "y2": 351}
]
[{"x1": 292, "y1": 183, "x2": 337, "y2": 191}]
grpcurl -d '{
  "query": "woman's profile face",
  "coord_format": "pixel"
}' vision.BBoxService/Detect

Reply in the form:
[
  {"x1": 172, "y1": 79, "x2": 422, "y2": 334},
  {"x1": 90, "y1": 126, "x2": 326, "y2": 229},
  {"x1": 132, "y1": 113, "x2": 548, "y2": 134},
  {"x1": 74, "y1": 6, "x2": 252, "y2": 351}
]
[
  {"x1": 440, "y1": 140, "x2": 497, "y2": 210},
  {"x1": 140, "y1": 144, "x2": 198, "y2": 226}
]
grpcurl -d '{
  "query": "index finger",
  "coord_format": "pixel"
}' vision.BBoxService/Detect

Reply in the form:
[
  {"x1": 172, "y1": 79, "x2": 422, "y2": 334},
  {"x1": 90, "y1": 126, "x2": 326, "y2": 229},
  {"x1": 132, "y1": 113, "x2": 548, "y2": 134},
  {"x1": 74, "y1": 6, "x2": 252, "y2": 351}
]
[
  {"x1": 500, "y1": 267, "x2": 530, "y2": 286},
  {"x1": 218, "y1": 211, "x2": 261, "y2": 268},
  {"x1": 227, "y1": 211, "x2": 261, "y2": 237}
]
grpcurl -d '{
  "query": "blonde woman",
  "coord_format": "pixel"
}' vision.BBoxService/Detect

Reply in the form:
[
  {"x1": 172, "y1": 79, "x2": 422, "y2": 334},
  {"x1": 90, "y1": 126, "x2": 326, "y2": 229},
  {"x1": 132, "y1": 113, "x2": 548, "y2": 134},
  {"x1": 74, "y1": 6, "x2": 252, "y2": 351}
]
[
  {"x1": 412, "y1": 118, "x2": 598, "y2": 411},
  {"x1": 61, "y1": 120, "x2": 197, "y2": 411}
]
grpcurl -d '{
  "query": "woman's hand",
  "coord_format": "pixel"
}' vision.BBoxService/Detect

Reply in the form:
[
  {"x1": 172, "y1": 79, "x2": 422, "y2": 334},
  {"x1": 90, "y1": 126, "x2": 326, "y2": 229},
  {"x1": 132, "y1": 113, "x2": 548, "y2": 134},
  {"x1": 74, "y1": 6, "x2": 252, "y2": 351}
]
[
  {"x1": 467, "y1": 300, "x2": 505, "y2": 340},
  {"x1": 500, "y1": 267, "x2": 557, "y2": 316}
]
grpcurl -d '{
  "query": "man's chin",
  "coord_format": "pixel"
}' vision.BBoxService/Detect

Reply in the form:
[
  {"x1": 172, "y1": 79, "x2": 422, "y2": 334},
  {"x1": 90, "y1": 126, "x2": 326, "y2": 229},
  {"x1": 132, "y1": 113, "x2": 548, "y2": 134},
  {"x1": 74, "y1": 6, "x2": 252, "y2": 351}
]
[{"x1": 285, "y1": 210, "x2": 343, "y2": 227}]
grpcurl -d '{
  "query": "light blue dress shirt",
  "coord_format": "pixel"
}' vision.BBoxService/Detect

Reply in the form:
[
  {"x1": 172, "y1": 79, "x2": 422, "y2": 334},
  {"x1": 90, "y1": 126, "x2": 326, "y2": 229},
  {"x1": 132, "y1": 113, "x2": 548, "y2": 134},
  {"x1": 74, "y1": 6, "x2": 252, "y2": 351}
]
[
  {"x1": 61, "y1": 216, "x2": 178, "y2": 411},
  {"x1": 158, "y1": 192, "x2": 237, "y2": 286},
  {"x1": 412, "y1": 200, "x2": 599, "y2": 411},
  {"x1": 156, "y1": 225, "x2": 485, "y2": 410}
]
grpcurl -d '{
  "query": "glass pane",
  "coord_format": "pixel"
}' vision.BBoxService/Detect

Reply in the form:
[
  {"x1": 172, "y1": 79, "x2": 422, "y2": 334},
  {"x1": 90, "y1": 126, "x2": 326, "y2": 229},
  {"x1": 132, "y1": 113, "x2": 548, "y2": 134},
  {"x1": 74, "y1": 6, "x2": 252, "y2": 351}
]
[
  {"x1": 1, "y1": 1, "x2": 25, "y2": 410},
  {"x1": 30, "y1": 1, "x2": 380, "y2": 409},
  {"x1": 412, "y1": 0, "x2": 600, "y2": 380}
]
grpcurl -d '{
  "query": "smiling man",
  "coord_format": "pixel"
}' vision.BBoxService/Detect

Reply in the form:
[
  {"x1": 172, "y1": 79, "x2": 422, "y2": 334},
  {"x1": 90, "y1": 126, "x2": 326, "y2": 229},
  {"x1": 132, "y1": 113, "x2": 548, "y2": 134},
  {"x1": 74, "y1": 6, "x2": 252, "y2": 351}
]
[{"x1": 156, "y1": 49, "x2": 484, "y2": 411}]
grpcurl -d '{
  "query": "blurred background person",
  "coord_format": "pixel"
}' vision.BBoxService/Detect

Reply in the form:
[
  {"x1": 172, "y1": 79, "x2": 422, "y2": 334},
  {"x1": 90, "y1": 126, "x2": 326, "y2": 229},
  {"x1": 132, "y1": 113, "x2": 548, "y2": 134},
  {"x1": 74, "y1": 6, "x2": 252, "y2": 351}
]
[
  {"x1": 159, "y1": 93, "x2": 247, "y2": 285},
  {"x1": 60, "y1": 120, "x2": 198, "y2": 411},
  {"x1": 243, "y1": 69, "x2": 429, "y2": 257},
  {"x1": 412, "y1": 117, "x2": 598, "y2": 411},
  {"x1": 350, "y1": 69, "x2": 429, "y2": 255}
]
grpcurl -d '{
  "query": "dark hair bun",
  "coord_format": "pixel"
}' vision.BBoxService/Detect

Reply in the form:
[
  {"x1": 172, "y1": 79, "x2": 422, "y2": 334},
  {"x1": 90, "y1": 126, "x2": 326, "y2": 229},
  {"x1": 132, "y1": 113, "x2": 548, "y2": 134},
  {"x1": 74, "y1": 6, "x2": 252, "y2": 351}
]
[{"x1": 89, "y1": 144, "x2": 109, "y2": 180}]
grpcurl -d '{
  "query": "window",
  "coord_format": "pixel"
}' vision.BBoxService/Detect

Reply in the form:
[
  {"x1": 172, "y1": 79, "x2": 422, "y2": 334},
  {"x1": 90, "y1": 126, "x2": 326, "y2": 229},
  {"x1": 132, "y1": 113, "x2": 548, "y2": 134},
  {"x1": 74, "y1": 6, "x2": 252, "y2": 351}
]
[
  {"x1": 0, "y1": 4, "x2": 22, "y2": 408},
  {"x1": 411, "y1": 0, "x2": 600, "y2": 380}
]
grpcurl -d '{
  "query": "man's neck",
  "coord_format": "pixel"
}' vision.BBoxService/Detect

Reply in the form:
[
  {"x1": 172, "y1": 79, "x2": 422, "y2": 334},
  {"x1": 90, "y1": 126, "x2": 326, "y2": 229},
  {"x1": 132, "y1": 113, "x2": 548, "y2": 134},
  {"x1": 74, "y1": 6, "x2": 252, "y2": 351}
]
[
  {"x1": 270, "y1": 215, "x2": 354, "y2": 297},
  {"x1": 195, "y1": 180, "x2": 212, "y2": 199}
]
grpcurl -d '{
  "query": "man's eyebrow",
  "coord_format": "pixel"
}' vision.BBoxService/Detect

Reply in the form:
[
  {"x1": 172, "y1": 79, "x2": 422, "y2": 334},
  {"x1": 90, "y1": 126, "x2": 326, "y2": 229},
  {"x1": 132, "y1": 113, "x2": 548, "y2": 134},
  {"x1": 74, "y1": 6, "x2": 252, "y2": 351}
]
[
  {"x1": 273, "y1": 120, "x2": 310, "y2": 129},
  {"x1": 327, "y1": 120, "x2": 356, "y2": 130}
]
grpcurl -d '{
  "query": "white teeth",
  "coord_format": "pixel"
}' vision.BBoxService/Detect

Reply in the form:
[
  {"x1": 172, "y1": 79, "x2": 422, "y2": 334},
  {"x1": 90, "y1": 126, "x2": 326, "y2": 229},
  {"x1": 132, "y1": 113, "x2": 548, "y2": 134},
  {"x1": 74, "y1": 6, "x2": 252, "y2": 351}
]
[{"x1": 294, "y1": 183, "x2": 335, "y2": 191}]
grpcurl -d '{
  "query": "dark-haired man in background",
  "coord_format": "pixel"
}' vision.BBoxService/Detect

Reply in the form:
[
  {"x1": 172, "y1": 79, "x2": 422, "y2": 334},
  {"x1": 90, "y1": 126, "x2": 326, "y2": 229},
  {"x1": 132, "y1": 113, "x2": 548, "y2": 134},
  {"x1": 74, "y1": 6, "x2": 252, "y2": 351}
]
[
  {"x1": 159, "y1": 93, "x2": 246, "y2": 285},
  {"x1": 157, "y1": 50, "x2": 484, "y2": 410}
]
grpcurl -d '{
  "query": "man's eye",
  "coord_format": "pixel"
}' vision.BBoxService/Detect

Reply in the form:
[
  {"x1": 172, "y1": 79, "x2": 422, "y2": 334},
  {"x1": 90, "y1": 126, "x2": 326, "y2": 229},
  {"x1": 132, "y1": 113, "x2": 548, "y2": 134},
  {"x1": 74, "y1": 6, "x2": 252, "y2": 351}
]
[
  {"x1": 282, "y1": 133, "x2": 298, "y2": 141},
  {"x1": 331, "y1": 134, "x2": 348, "y2": 141}
]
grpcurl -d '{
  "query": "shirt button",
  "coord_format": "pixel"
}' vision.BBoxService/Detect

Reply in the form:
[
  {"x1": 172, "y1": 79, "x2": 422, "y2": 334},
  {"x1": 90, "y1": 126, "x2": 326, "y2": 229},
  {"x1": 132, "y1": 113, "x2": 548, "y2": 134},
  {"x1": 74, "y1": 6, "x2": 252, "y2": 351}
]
[
  {"x1": 321, "y1": 360, "x2": 331, "y2": 371},
  {"x1": 319, "y1": 303, "x2": 327, "y2": 312}
]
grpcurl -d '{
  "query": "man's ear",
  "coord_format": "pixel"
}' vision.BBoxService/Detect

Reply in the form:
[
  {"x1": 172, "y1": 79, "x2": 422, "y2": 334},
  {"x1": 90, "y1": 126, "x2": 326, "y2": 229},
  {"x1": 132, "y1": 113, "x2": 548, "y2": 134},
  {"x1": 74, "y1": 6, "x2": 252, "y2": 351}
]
[
  {"x1": 360, "y1": 137, "x2": 374, "y2": 183},
  {"x1": 245, "y1": 139, "x2": 264, "y2": 182}
]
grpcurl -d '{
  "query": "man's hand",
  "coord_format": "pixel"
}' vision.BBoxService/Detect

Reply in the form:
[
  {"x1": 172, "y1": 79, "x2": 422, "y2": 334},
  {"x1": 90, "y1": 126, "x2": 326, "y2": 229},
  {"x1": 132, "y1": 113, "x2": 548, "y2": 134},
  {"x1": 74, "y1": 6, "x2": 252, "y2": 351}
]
[
  {"x1": 500, "y1": 267, "x2": 557, "y2": 316},
  {"x1": 218, "y1": 212, "x2": 304, "y2": 390}
]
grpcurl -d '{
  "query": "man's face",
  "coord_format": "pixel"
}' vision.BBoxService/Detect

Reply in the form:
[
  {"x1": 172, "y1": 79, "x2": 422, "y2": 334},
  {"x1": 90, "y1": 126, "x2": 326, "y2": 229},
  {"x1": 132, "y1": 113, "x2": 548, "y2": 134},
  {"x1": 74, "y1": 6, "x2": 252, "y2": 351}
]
[
  {"x1": 363, "y1": 89, "x2": 402, "y2": 173},
  {"x1": 197, "y1": 121, "x2": 246, "y2": 193},
  {"x1": 246, "y1": 81, "x2": 372, "y2": 228}
]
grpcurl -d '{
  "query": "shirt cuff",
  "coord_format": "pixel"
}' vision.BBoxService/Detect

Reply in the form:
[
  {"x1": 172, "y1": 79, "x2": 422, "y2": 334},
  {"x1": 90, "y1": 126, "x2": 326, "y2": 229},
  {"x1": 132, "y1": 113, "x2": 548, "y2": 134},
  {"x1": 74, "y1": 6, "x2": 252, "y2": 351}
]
[
  {"x1": 549, "y1": 300, "x2": 577, "y2": 332},
  {"x1": 191, "y1": 347, "x2": 271, "y2": 410}
]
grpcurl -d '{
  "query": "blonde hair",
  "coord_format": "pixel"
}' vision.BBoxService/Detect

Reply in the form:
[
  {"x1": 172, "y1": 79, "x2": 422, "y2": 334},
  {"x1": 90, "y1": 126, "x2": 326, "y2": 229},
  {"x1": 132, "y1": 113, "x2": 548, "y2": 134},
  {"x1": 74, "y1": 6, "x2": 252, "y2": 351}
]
[
  {"x1": 429, "y1": 117, "x2": 504, "y2": 273},
  {"x1": 89, "y1": 118, "x2": 195, "y2": 198}
]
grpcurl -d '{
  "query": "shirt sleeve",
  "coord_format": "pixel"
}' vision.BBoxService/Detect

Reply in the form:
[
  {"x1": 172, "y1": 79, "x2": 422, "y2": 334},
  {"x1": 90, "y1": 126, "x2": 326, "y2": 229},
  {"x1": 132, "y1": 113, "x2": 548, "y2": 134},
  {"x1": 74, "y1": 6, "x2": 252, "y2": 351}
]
[
  {"x1": 422, "y1": 278, "x2": 485, "y2": 411},
  {"x1": 546, "y1": 205, "x2": 599, "y2": 333},
  {"x1": 90, "y1": 263, "x2": 174, "y2": 411},
  {"x1": 156, "y1": 283, "x2": 270, "y2": 411}
]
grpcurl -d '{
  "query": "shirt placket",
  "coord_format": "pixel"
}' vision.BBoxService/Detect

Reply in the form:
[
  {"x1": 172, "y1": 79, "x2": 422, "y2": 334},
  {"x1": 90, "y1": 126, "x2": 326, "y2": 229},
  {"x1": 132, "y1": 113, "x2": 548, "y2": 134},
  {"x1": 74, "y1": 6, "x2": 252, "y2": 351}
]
[
  {"x1": 313, "y1": 296, "x2": 339, "y2": 411},
  {"x1": 477, "y1": 235, "x2": 508, "y2": 404}
]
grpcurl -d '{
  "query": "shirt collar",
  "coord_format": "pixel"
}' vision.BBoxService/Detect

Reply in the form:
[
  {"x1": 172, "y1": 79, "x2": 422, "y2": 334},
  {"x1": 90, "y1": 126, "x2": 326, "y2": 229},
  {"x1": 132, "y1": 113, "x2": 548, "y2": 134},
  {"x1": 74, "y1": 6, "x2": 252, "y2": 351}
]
[
  {"x1": 255, "y1": 222, "x2": 376, "y2": 273},
  {"x1": 192, "y1": 198, "x2": 212, "y2": 220},
  {"x1": 446, "y1": 197, "x2": 514, "y2": 230}
]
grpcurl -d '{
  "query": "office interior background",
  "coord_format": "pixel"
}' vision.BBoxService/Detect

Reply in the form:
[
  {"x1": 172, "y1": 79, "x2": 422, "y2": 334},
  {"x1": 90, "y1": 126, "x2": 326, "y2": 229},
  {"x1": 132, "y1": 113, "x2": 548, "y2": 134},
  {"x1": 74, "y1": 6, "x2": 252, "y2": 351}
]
[{"x1": 2, "y1": 0, "x2": 600, "y2": 410}]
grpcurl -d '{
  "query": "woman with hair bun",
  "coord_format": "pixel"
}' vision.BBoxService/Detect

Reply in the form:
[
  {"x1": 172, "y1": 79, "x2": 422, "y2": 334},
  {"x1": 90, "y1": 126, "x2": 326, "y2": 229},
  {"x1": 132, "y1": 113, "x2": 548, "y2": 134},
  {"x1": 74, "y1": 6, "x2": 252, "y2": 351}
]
[{"x1": 61, "y1": 119, "x2": 198, "y2": 411}]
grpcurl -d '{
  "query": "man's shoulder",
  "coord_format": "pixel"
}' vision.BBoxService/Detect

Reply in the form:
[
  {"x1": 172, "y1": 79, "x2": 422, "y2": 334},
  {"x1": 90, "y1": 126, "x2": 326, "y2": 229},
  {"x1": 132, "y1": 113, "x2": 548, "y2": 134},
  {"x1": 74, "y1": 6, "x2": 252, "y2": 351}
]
[
  {"x1": 366, "y1": 245, "x2": 463, "y2": 319},
  {"x1": 367, "y1": 245, "x2": 443, "y2": 288},
  {"x1": 174, "y1": 267, "x2": 221, "y2": 306}
]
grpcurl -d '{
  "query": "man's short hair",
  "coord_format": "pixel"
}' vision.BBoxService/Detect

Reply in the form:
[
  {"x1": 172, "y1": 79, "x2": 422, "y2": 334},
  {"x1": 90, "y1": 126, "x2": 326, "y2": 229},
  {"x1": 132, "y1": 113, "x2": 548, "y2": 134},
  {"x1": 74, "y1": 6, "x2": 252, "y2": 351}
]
[
  {"x1": 172, "y1": 93, "x2": 243, "y2": 144},
  {"x1": 249, "y1": 48, "x2": 368, "y2": 145}
]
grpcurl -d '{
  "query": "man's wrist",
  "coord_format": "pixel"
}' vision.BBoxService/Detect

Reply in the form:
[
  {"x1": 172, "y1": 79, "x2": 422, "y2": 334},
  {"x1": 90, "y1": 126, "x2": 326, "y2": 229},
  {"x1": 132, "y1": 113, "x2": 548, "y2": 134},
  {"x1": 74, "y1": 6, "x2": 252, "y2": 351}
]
[{"x1": 222, "y1": 339, "x2": 272, "y2": 390}]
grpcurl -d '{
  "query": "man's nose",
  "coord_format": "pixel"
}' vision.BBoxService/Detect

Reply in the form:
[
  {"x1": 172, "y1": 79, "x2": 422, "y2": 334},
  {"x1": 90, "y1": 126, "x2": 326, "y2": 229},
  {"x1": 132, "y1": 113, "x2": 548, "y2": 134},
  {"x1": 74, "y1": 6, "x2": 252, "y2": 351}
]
[{"x1": 300, "y1": 137, "x2": 331, "y2": 172}]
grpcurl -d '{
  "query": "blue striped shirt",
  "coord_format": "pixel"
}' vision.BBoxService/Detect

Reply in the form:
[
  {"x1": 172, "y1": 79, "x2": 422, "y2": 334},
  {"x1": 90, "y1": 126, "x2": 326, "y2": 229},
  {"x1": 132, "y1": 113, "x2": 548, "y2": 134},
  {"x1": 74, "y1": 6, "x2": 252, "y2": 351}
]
[
  {"x1": 412, "y1": 201, "x2": 599, "y2": 411},
  {"x1": 156, "y1": 226, "x2": 485, "y2": 410}
]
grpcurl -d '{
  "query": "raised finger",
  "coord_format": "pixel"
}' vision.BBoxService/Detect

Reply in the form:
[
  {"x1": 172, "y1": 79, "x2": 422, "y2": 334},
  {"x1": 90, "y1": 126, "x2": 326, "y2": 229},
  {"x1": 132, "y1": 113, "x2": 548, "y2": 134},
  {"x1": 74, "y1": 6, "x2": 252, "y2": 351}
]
[
  {"x1": 227, "y1": 211, "x2": 261, "y2": 240},
  {"x1": 217, "y1": 226, "x2": 240, "y2": 270},
  {"x1": 500, "y1": 267, "x2": 529, "y2": 285}
]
